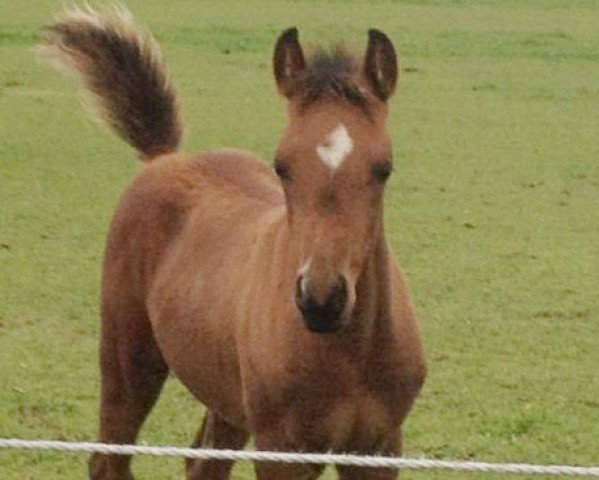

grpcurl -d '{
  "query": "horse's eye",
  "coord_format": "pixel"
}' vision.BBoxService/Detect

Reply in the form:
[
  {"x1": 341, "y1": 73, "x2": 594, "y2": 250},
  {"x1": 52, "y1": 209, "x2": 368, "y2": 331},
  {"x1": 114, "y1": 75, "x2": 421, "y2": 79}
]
[
  {"x1": 274, "y1": 162, "x2": 291, "y2": 181},
  {"x1": 372, "y1": 161, "x2": 393, "y2": 183}
]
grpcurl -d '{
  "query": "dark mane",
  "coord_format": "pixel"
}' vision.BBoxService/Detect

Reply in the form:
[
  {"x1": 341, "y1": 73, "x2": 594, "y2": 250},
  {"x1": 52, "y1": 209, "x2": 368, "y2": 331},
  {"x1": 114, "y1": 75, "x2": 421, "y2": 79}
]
[{"x1": 296, "y1": 47, "x2": 370, "y2": 110}]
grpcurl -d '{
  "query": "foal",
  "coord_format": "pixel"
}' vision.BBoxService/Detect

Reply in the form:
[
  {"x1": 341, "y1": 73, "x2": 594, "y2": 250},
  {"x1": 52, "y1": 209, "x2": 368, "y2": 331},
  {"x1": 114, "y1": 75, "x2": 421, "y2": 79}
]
[{"x1": 41, "y1": 7, "x2": 427, "y2": 480}]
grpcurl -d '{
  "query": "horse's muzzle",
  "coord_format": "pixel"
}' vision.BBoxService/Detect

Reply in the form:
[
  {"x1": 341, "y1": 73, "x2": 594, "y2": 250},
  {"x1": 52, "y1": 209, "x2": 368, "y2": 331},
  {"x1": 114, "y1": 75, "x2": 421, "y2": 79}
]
[{"x1": 295, "y1": 274, "x2": 348, "y2": 333}]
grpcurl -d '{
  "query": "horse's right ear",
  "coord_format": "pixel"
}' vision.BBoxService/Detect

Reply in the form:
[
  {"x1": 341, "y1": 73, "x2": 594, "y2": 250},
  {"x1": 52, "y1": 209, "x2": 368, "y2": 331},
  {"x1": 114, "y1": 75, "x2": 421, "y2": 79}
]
[{"x1": 273, "y1": 27, "x2": 306, "y2": 98}]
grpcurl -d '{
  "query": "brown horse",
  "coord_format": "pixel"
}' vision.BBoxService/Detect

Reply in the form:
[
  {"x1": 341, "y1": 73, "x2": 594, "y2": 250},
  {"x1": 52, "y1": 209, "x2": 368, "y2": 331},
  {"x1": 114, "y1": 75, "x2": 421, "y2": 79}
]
[{"x1": 40, "y1": 6, "x2": 426, "y2": 480}]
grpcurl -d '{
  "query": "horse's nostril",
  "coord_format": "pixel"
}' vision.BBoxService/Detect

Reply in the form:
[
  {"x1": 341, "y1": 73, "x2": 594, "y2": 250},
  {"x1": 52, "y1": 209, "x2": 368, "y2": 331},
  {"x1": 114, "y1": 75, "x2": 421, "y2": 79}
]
[
  {"x1": 327, "y1": 275, "x2": 348, "y2": 312},
  {"x1": 295, "y1": 275, "x2": 305, "y2": 298},
  {"x1": 333, "y1": 275, "x2": 347, "y2": 297},
  {"x1": 295, "y1": 275, "x2": 313, "y2": 311}
]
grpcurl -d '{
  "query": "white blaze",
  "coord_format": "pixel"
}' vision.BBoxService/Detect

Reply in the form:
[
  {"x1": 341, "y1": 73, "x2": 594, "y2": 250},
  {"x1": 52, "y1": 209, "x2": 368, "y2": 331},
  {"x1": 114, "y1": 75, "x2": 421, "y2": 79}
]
[
  {"x1": 298, "y1": 257, "x2": 312, "y2": 295},
  {"x1": 316, "y1": 123, "x2": 353, "y2": 172},
  {"x1": 298, "y1": 257, "x2": 312, "y2": 277}
]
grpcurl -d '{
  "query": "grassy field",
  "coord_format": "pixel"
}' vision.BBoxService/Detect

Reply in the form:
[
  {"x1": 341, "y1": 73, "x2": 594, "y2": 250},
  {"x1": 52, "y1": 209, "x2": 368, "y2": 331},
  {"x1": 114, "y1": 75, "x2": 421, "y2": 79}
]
[{"x1": 1, "y1": 0, "x2": 598, "y2": 479}]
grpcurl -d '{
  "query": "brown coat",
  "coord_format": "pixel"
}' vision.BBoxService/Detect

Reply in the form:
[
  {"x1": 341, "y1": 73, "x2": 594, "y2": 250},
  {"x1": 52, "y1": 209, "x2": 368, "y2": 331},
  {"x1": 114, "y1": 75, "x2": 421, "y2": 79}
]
[{"x1": 41, "y1": 6, "x2": 426, "y2": 480}]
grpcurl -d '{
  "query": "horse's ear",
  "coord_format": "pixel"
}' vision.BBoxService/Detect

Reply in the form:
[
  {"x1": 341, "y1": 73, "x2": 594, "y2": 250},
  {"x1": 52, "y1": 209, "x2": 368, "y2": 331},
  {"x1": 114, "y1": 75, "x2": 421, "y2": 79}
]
[
  {"x1": 363, "y1": 29, "x2": 398, "y2": 102},
  {"x1": 273, "y1": 27, "x2": 306, "y2": 98}
]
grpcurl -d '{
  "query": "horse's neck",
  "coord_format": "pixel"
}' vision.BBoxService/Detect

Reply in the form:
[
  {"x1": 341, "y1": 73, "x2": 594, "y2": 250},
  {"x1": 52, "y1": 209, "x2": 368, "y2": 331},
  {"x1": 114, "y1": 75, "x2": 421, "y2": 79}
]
[{"x1": 341, "y1": 233, "x2": 393, "y2": 355}]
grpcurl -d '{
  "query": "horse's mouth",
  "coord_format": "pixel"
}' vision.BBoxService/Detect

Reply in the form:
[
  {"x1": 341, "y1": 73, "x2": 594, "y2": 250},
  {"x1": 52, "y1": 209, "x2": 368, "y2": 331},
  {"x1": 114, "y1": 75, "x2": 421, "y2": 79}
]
[
  {"x1": 298, "y1": 306, "x2": 348, "y2": 334},
  {"x1": 304, "y1": 316, "x2": 344, "y2": 334}
]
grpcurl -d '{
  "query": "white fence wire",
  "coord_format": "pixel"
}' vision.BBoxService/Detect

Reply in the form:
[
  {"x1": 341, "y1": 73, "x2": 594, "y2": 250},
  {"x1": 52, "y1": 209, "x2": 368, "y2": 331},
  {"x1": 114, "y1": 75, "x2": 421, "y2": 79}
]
[{"x1": 1, "y1": 438, "x2": 599, "y2": 476}]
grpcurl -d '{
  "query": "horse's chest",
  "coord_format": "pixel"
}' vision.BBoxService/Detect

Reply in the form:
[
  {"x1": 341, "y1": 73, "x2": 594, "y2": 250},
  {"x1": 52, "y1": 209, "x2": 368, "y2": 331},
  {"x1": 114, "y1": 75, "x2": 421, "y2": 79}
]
[
  {"x1": 320, "y1": 391, "x2": 392, "y2": 450},
  {"x1": 264, "y1": 347, "x2": 406, "y2": 450}
]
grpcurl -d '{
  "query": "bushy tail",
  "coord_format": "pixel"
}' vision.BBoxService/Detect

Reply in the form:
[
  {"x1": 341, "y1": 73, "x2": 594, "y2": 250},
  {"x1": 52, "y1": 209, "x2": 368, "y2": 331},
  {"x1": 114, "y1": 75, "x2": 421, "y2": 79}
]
[{"x1": 39, "y1": 5, "x2": 183, "y2": 160}]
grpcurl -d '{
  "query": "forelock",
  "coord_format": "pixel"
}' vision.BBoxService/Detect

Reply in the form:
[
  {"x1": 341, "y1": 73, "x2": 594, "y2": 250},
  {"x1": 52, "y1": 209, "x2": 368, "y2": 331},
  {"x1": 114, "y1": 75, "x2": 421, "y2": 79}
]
[{"x1": 294, "y1": 46, "x2": 370, "y2": 111}]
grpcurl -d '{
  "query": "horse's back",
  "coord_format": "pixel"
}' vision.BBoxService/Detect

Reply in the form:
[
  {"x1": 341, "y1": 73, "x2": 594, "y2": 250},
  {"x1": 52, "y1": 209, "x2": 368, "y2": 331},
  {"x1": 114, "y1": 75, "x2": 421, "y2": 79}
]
[{"x1": 134, "y1": 148, "x2": 283, "y2": 219}]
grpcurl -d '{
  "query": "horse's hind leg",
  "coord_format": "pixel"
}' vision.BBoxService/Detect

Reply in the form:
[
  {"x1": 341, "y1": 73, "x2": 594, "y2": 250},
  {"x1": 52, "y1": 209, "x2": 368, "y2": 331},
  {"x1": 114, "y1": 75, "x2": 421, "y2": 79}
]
[
  {"x1": 186, "y1": 410, "x2": 249, "y2": 480},
  {"x1": 252, "y1": 432, "x2": 325, "y2": 480},
  {"x1": 336, "y1": 466, "x2": 399, "y2": 480},
  {"x1": 89, "y1": 297, "x2": 168, "y2": 480},
  {"x1": 336, "y1": 430, "x2": 402, "y2": 480}
]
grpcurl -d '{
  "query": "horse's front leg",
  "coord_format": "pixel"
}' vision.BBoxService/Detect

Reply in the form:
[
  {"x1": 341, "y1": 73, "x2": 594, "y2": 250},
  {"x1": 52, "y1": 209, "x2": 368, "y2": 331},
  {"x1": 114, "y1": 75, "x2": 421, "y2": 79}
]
[
  {"x1": 252, "y1": 431, "x2": 325, "y2": 480},
  {"x1": 336, "y1": 429, "x2": 402, "y2": 480},
  {"x1": 254, "y1": 461, "x2": 325, "y2": 480}
]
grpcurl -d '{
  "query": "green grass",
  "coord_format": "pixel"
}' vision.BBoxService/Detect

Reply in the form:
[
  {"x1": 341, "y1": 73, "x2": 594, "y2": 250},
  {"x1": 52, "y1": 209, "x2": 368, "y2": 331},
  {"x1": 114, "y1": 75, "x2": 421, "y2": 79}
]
[{"x1": 1, "y1": 0, "x2": 598, "y2": 479}]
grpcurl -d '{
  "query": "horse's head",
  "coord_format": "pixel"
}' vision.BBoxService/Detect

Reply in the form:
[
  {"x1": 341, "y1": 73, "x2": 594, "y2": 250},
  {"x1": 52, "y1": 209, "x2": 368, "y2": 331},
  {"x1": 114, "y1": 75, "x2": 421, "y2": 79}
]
[{"x1": 273, "y1": 28, "x2": 398, "y2": 334}]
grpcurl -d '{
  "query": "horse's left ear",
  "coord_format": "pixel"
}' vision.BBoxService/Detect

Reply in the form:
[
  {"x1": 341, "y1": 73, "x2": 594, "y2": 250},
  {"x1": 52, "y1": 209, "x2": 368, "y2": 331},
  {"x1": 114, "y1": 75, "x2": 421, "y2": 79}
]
[
  {"x1": 273, "y1": 27, "x2": 306, "y2": 98},
  {"x1": 363, "y1": 29, "x2": 398, "y2": 102}
]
